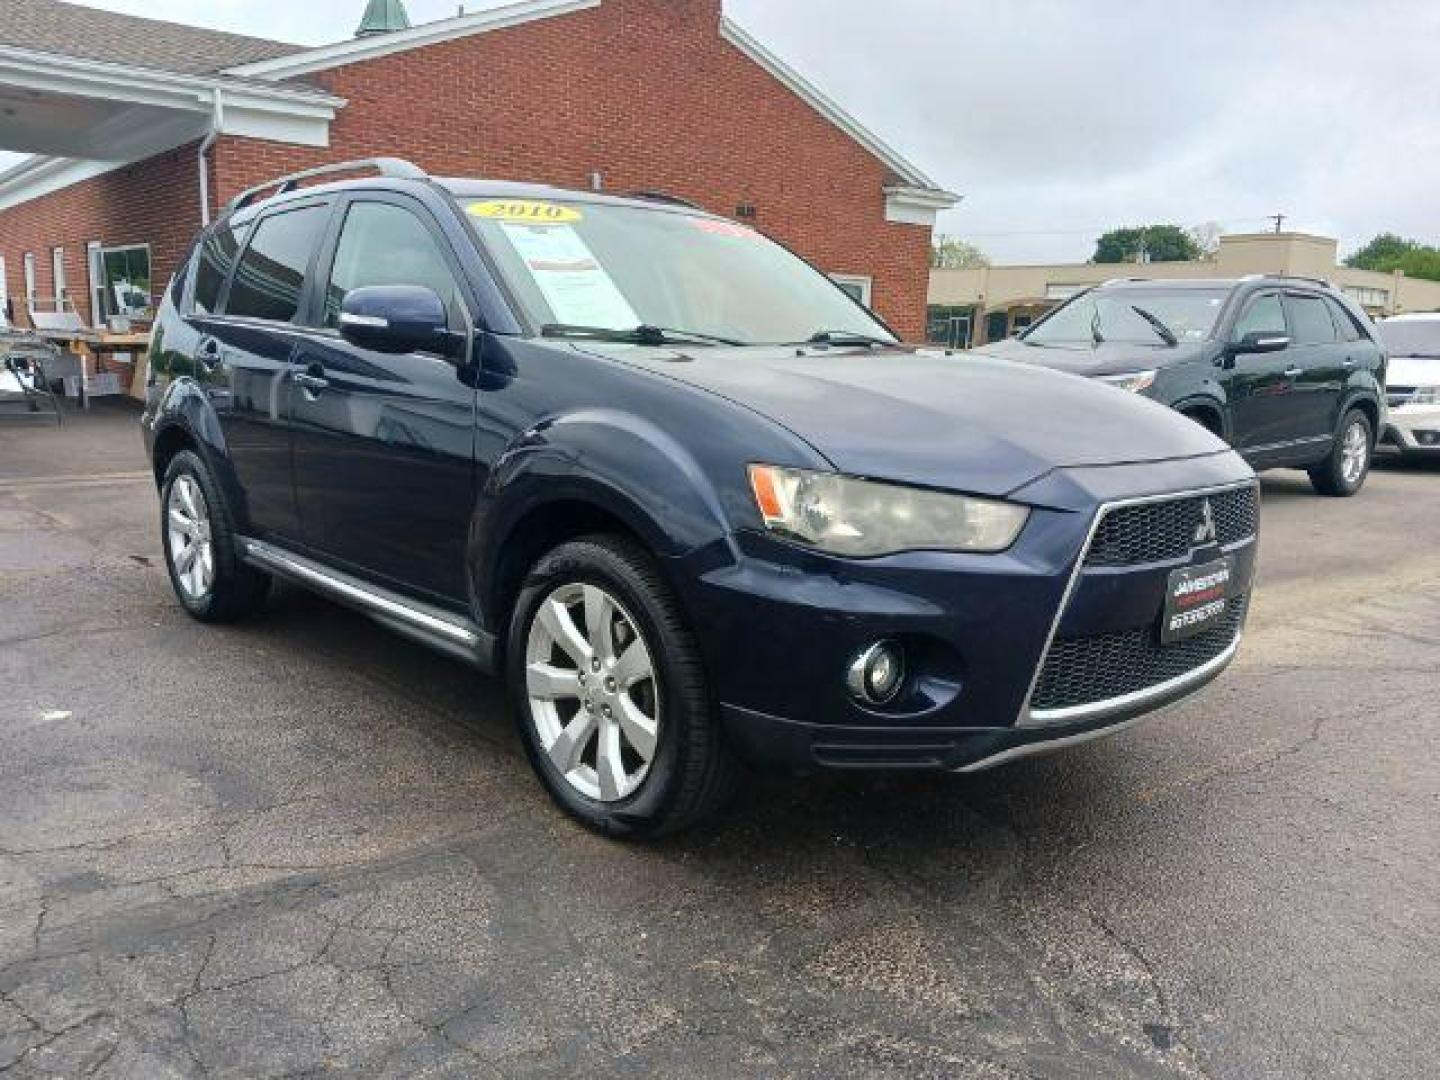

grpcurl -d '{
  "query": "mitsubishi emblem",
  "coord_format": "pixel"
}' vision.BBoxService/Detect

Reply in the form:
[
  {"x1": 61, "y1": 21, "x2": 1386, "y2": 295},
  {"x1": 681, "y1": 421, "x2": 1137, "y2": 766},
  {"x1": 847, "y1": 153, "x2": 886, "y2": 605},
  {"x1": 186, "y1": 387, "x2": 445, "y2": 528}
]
[{"x1": 1193, "y1": 498, "x2": 1218, "y2": 546}]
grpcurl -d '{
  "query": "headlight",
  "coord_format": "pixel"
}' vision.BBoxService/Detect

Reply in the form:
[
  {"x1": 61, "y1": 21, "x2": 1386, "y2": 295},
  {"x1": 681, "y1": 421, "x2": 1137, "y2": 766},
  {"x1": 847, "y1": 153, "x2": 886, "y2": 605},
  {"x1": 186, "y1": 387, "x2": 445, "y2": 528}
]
[
  {"x1": 1097, "y1": 370, "x2": 1158, "y2": 393},
  {"x1": 747, "y1": 465, "x2": 1030, "y2": 556}
]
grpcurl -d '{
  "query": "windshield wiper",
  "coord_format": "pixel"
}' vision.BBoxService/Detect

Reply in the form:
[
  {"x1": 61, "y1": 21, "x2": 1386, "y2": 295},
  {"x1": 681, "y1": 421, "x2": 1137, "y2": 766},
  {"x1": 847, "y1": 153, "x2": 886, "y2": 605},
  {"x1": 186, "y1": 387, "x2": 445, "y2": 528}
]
[
  {"x1": 802, "y1": 329, "x2": 895, "y2": 348},
  {"x1": 1090, "y1": 309, "x2": 1105, "y2": 344},
  {"x1": 540, "y1": 323, "x2": 742, "y2": 347},
  {"x1": 1130, "y1": 305, "x2": 1178, "y2": 347}
]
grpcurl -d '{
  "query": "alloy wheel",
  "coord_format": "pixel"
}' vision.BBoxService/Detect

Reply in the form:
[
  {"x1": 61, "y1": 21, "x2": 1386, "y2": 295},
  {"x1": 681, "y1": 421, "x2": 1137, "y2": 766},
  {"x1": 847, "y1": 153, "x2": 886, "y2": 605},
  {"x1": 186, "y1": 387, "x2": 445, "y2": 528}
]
[
  {"x1": 166, "y1": 474, "x2": 215, "y2": 600},
  {"x1": 524, "y1": 582, "x2": 661, "y2": 802},
  {"x1": 1341, "y1": 420, "x2": 1368, "y2": 484}
]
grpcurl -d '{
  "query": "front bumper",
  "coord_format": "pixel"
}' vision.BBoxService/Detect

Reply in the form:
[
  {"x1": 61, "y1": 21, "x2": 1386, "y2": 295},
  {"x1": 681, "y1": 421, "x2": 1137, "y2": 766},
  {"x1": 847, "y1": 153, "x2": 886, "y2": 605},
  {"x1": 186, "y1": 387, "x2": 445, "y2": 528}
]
[
  {"x1": 1384, "y1": 405, "x2": 1440, "y2": 454},
  {"x1": 677, "y1": 454, "x2": 1257, "y2": 773}
]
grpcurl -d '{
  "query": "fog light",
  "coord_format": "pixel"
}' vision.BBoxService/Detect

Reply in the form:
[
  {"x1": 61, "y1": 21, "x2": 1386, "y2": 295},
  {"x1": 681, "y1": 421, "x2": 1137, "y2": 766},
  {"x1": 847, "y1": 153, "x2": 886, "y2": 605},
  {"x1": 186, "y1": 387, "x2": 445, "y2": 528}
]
[
  {"x1": 1417, "y1": 430, "x2": 1439, "y2": 446},
  {"x1": 847, "y1": 641, "x2": 906, "y2": 705}
]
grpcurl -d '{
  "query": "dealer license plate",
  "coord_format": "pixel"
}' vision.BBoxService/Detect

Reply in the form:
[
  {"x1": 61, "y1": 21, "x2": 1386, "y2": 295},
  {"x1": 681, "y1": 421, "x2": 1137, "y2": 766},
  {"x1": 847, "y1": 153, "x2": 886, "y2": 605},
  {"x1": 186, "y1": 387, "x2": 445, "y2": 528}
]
[{"x1": 1161, "y1": 557, "x2": 1234, "y2": 644}]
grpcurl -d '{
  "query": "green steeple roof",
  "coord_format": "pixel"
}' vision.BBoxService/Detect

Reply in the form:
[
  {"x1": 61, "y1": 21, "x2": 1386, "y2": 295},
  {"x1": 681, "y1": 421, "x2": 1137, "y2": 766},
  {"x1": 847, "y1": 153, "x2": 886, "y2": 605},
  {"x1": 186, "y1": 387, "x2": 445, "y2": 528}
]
[{"x1": 355, "y1": 0, "x2": 412, "y2": 37}]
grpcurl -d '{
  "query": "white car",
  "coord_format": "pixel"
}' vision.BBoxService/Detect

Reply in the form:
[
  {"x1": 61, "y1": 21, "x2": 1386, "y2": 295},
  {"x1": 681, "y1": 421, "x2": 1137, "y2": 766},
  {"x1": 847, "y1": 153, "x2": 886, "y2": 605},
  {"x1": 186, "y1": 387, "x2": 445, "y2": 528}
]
[{"x1": 1377, "y1": 313, "x2": 1440, "y2": 457}]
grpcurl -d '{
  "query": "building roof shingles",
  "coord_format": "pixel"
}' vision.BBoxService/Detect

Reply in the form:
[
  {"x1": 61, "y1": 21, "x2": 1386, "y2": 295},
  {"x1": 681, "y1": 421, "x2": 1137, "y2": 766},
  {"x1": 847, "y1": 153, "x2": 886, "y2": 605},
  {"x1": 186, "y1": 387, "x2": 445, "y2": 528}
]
[{"x1": 0, "y1": 0, "x2": 305, "y2": 76}]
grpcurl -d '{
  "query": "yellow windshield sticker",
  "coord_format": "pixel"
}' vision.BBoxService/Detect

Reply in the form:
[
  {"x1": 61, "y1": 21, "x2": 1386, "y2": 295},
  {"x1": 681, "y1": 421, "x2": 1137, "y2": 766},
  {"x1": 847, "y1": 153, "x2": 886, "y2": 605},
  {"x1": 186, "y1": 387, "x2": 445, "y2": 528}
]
[{"x1": 468, "y1": 199, "x2": 582, "y2": 225}]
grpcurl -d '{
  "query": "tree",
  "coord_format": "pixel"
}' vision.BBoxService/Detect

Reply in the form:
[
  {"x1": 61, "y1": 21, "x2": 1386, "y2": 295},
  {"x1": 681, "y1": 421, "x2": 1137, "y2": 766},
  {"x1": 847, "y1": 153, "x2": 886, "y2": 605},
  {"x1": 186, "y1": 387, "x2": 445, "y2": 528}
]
[
  {"x1": 1188, "y1": 221, "x2": 1222, "y2": 259},
  {"x1": 930, "y1": 236, "x2": 990, "y2": 269},
  {"x1": 1093, "y1": 225, "x2": 1202, "y2": 264},
  {"x1": 1344, "y1": 233, "x2": 1440, "y2": 282}
]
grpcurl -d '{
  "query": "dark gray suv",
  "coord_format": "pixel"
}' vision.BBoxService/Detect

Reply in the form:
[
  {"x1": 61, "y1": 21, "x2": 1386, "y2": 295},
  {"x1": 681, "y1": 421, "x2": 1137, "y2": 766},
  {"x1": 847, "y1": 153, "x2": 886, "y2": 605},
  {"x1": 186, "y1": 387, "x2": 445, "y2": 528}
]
[{"x1": 979, "y1": 276, "x2": 1387, "y2": 496}]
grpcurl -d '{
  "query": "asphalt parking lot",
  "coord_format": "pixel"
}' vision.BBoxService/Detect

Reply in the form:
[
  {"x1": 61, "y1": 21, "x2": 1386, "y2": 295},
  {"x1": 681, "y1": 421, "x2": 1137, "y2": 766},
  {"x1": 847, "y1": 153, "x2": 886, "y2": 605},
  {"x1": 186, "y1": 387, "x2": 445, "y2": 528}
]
[{"x1": 1, "y1": 402, "x2": 1437, "y2": 1079}]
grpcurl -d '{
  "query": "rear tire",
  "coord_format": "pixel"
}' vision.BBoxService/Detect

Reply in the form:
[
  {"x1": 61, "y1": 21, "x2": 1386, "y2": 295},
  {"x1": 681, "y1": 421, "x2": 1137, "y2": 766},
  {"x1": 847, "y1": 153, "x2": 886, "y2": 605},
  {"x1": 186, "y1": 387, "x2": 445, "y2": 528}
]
[
  {"x1": 159, "y1": 450, "x2": 270, "y2": 621},
  {"x1": 1308, "y1": 408, "x2": 1373, "y2": 497},
  {"x1": 506, "y1": 535, "x2": 738, "y2": 838}
]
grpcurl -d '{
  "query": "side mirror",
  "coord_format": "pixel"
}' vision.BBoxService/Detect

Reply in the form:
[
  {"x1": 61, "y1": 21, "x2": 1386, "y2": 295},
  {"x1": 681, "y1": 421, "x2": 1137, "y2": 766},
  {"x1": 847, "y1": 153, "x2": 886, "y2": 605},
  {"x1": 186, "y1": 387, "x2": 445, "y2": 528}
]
[
  {"x1": 338, "y1": 285, "x2": 449, "y2": 354},
  {"x1": 1231, "y1": 330, "x2": 1291, "y2": 355}
]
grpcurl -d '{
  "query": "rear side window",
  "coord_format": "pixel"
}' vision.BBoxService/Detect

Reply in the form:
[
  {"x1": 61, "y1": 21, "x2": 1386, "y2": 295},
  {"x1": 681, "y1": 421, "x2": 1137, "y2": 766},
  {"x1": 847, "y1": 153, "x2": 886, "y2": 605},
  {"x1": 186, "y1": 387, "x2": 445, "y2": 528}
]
[
  {"x1": 1232, "y1": 292, "x2": 1285, "y2": 339},
  {"x1": 1287, "y1": 294, "x2": 1338, "y2": 344},
  {"x1": 1324, "y1": 296, "x2": 1362, "y2": 342},
  {"x1": 167, "y1": 245, "x2": 193, "y2": 307},
  {"x1": 225, "y1": 205, "x2": 329, "y2": 323},
  {"x1": 323, "y1": 201, "x2": 463, "y2": 328},
  {"x1": 192, "y1": 222, "x2": 246, "y2": 315}
]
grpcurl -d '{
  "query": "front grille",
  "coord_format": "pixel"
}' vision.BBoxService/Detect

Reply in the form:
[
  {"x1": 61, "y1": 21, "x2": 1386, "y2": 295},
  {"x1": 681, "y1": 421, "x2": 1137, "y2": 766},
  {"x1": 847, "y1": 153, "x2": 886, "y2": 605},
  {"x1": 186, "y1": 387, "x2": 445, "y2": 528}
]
[
  {"x1": 1085, "y1": 486, "x2": 1256, "y2": 567},
  {"x1": 1032, "y1": 595, "x2": 1247, "y2": 712},
  {"x1": 1388, "y1": 386, "x2": 1417, "y2": 408}
]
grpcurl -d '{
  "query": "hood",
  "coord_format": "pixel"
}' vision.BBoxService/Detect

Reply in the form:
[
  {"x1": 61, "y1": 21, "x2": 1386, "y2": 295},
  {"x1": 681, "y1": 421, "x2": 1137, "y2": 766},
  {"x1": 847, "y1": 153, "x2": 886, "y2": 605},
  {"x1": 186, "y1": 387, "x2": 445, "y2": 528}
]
[
  {"x1": 974, "y1": 335, "x2": 1201, "y2": 377},
  {"x1": 1388, "y1": 355, "x2": 1440, "y2": 388},
  {"x1": 607, "y1": 344, "x2": 1229, "y2": 497}
]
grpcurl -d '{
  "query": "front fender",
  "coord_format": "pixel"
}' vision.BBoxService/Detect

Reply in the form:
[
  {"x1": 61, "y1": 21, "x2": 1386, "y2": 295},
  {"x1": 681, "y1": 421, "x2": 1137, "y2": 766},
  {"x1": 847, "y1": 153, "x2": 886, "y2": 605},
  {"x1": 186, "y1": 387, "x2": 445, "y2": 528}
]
[
  {"x1": 472, "y1": 407, "x2": 740, "y2": 625},
  {"x1": 1170, "y1": 391, "x2": 1231, "y2": 440}
]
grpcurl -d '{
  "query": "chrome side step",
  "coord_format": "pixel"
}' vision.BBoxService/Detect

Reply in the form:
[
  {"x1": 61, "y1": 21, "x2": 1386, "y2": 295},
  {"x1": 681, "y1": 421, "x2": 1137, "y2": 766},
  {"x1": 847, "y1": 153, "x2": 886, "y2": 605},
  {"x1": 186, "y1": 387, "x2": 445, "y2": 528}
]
[{"x1": 239, "y1": 538, "x2": 496, "y2": 671}]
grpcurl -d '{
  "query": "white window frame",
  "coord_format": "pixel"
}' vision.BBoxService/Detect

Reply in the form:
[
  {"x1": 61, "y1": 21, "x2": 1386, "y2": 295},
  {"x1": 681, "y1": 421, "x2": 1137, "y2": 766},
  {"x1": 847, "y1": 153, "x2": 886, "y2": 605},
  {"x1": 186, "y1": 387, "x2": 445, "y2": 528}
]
[
  {"x1": 51, "y1": 246, "x2": 66, "y2": 313},
  {"x1": 94, "y1": 242, "x2": 154, "y2": 325},
  {"x1": 86, "y1": 240, "x2": 104, "y2": 328},
  {"x1": 830, "y1": 273, "x2": 873, "y2": 307},
  {"x1": 0, "y1": 255, "x2": 8, "y2": 328},
  {"x1": 23, "y1": 252, "x2": 36, "y2": 312}
]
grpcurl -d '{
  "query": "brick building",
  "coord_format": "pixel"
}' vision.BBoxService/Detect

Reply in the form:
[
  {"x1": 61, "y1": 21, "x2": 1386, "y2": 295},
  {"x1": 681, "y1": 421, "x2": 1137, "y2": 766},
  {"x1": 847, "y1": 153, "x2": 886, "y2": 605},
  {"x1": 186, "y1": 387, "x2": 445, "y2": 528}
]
[{"x1": 0, "y1": 0, "x2": 957, "y2": 342}]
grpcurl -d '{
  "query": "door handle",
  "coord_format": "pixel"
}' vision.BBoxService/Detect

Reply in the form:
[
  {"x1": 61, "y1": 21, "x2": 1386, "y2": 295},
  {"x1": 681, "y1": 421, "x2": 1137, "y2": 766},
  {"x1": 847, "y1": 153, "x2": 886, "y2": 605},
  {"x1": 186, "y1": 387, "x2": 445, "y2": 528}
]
[
  {"x1": 1341, "y1": 358, "x2": 1357, "y2": 370},
  {"x1": 1282, "y1": 367, "x2": 1303, "y2": 378},
  {"x1": 293, "y1": 370, "x2": 329, "y2": 394}
]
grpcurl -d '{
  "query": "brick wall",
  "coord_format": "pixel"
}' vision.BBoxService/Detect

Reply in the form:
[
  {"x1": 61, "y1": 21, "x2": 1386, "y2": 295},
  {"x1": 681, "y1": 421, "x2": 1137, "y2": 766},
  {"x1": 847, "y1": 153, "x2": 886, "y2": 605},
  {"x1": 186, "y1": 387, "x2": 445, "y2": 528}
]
[
  {"x1": 0, "y1": 0, "x2": 934, "y2": 340},
  {"x1": 0, "y1": 145, "x2": 206, "y2": 331}
]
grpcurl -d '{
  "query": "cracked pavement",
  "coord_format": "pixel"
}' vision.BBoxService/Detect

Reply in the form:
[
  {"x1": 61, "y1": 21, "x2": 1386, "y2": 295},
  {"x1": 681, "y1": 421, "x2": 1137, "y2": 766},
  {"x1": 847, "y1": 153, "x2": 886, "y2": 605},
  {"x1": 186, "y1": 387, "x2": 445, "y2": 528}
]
[{"x1": 1, "y1": 403, "x2": 1437, "y2": 1078}]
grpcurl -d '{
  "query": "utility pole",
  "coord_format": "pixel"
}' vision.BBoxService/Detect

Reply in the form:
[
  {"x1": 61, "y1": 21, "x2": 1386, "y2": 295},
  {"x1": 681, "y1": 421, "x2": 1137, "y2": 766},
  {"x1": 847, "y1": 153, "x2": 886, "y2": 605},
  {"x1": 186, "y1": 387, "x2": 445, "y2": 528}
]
[{"x1": 1268, "y1": 213, "x2": 1286, "y2": 234}]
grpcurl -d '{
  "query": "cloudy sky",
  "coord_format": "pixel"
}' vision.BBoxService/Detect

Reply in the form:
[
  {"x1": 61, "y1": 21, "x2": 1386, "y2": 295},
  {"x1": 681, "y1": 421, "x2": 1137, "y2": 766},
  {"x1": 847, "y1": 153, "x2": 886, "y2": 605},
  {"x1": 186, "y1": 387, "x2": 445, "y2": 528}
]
[{"x1": 7, "y1": 0, "x2": 1437, "y2": 262}]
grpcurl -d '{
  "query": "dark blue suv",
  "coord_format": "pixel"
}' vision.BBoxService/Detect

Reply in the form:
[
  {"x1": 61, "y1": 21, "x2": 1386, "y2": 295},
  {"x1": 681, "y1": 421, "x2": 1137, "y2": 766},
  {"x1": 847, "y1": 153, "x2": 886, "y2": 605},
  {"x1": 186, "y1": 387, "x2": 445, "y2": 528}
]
[{"x1": 143, "y1": 159, "x2": 1259, "y2": 836}]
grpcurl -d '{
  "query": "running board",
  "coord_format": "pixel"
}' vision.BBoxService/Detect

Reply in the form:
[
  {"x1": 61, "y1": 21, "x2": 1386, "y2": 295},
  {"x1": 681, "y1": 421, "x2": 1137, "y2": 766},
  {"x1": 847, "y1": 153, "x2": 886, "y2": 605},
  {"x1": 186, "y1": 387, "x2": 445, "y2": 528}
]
[{"x1": 239, "y1": 538, "x2": 496, "y2": 672}]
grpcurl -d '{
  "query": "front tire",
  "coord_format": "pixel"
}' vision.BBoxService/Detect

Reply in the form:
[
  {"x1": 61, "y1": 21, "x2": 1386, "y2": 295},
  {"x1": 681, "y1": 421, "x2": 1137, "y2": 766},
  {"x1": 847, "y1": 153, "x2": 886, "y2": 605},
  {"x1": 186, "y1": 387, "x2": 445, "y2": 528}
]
[
  {"x1": 1308, "y1": 408, "x2": 1373, "y2": 497},
  {"x1": 159, "y1": 450, "x2": 270, "y2": 621},
  {"x1": 506, "y1": 535, "x2": 737, "y2": 838}
]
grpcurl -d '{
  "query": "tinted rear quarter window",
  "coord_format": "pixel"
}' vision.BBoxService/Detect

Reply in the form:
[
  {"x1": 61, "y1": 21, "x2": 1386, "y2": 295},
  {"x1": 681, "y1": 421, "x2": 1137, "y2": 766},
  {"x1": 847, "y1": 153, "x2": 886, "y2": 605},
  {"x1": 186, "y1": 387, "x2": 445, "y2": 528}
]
[
  {"x1": 193, "y1": 222, "x2": 246, "y2": 314},
  {"x1": 1288, "y1": 294, "x2": 1338, "y2": 344},
  {"x1": 1324, "y1": 296, "x2": 1362, "y2": 342},
  {"x1": 225, "y1": 205, "x2": 329, "y2": 323},
  {"x1": 167, "y1": 244, "x2": 193, "y2": 308}
]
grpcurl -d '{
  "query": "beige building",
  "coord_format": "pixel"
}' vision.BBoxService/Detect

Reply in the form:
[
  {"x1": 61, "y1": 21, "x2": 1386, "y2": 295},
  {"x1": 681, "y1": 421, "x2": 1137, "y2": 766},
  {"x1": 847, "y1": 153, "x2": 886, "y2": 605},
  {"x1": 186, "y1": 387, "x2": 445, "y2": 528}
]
[{"x1": 927, "y1": 232, "x2": 1440, "y2": 348}]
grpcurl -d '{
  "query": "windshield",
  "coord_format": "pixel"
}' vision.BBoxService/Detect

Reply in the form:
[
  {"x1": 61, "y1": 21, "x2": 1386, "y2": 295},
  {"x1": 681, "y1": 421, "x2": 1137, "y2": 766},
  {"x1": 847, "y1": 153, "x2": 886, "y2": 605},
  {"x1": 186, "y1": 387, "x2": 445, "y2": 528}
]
[
  {"x1": 463, "y1": 197, "x2": 895, "y2": 346},
  {"x1": 1377, "y1": 320, "x2": 1440, "y2": 357},
  {"x1": 1023, "y1": 288, "x2": 1229, "y2": 346}
]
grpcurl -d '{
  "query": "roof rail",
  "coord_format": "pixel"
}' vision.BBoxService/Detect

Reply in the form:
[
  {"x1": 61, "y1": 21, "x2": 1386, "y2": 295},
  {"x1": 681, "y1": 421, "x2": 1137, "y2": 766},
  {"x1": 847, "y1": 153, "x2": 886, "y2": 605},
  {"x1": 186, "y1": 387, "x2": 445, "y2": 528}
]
[
  {"x1": 224, "y1": 158, "x2": 427, "y2": 215},
  {"x1": 624, "y1": 190, "x2": 704, "y2": 211},
  {"x1": 1242, "y1": 273, "x2": 1334, "y2": 288},
  {"x1": 1098, "y1": 276, "x2": 1152, "y2": 287}
]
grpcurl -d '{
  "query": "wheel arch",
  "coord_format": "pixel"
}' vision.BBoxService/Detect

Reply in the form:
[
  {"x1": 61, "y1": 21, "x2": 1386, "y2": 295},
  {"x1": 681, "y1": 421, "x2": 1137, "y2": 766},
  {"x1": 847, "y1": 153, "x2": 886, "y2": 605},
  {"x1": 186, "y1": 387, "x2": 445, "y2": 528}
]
[
  {"x1": 1174, "y1": 395, "x2": 1229, "y2": 441},
  {"x1": 1341, "y1": 391, "x2": 1381, "y2": 438},
  {"x1": 148, "y1": 380, "x2": 247, "y2": 526},
  {"x1": 479, "y1": 489, "x2": 662, "y2": 643},
  {"x1": 473, "y1": 407, "x2": 743, "y2": 640}
]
